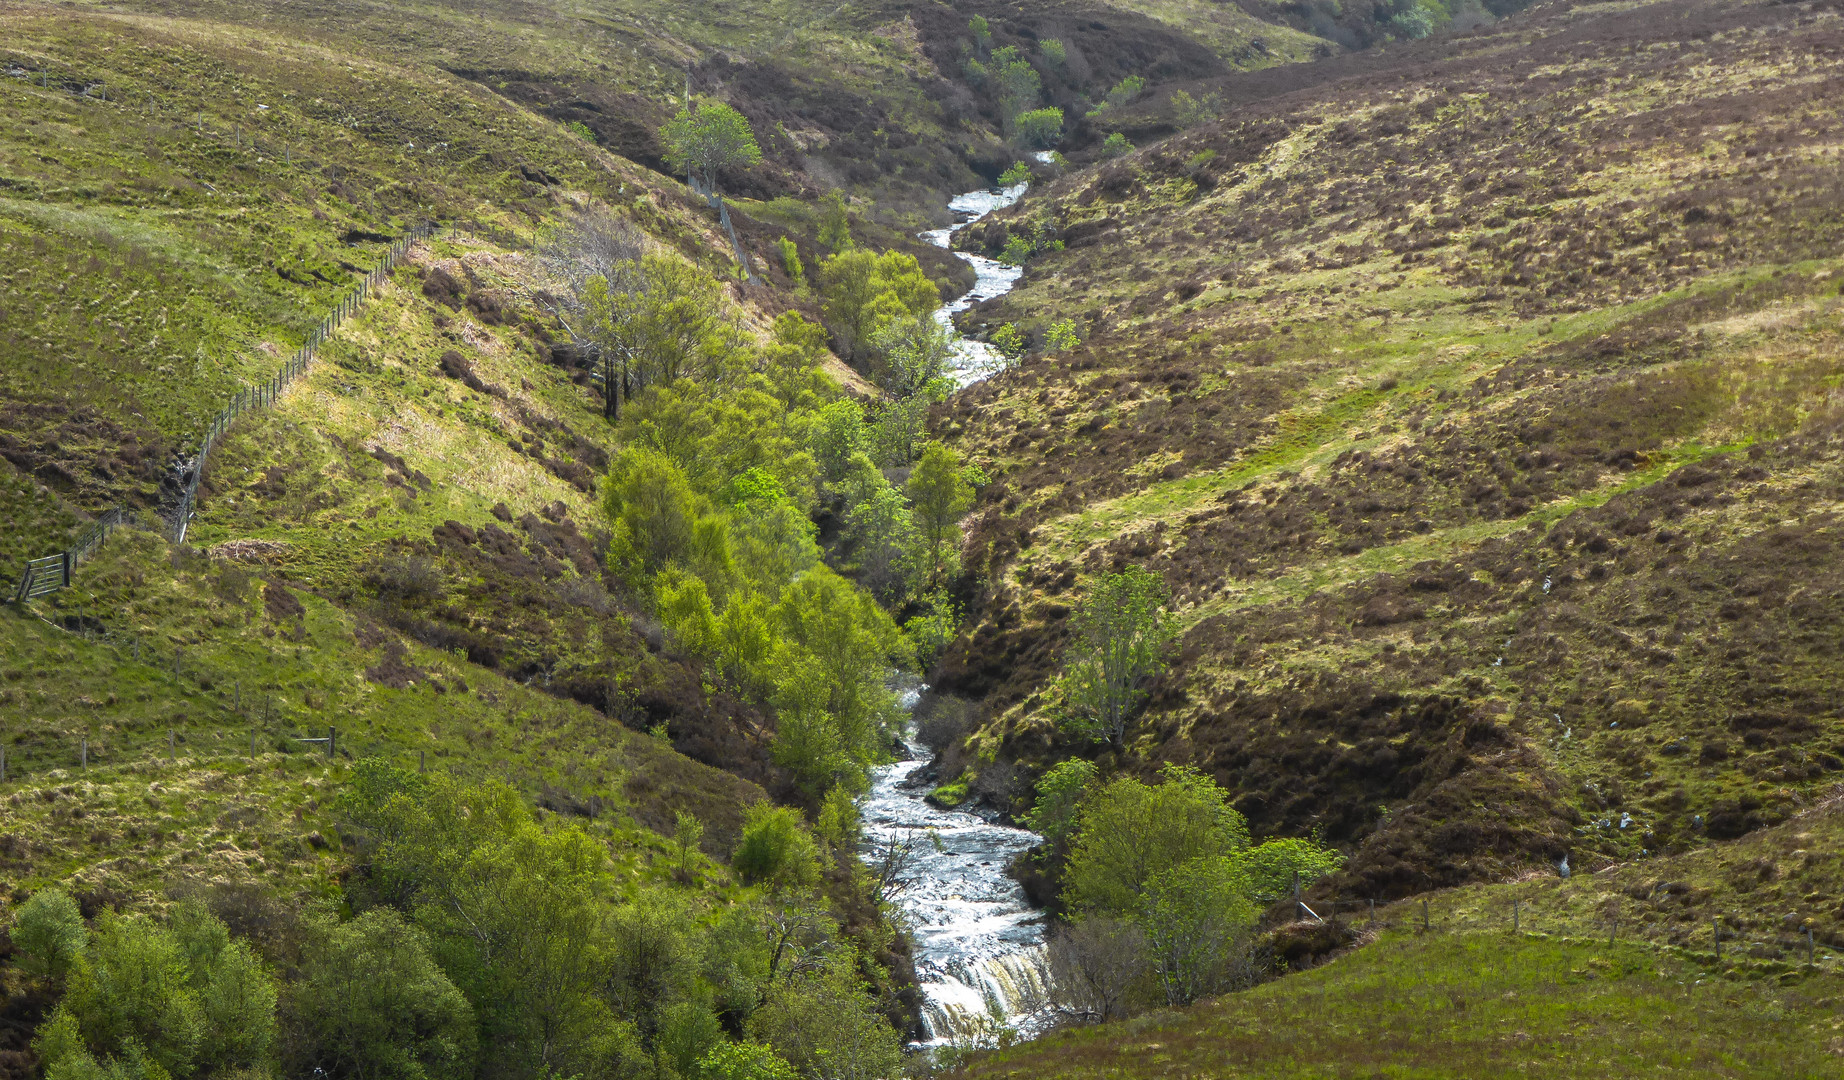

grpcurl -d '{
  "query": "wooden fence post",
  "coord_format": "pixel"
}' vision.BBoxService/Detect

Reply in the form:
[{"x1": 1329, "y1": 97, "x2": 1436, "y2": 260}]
[
  {"x1": 1807, "y1": 926, "x2": 1816, "y2": 966},
  {"x1": 419, "y1": 750, "x2": 426, "y2": 773},
  {"x1": 1513, "y1": 900, "x2": 1520, "y2": 932},
  {"x1": 169, "y1": 729, "x2": 175, "y2": 762},
  {"x1": 81, "y1": 739, "x2": 87, "y2": 770},
  {"x1": 1421, "y1": 899, "x2": 1429, "y2": 933},
  {"x1": 1714, "y1": 917, "x2": 1722, "y2": 961},
  {"x1": 328, "y1": 725, "x2": 337, "y2": 759},
  {"x1": 1608, "y1": 918, "x2": 1617, "y2": 947}
]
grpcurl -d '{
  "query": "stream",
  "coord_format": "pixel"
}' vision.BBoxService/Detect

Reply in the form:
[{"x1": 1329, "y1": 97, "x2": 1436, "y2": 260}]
[
  {"x1": 855, "y1": 173, "x2": 1055, "y2": 1048},
  {"x1": 860, "y1": 691, "x2": 1051, "y2": 1047}
]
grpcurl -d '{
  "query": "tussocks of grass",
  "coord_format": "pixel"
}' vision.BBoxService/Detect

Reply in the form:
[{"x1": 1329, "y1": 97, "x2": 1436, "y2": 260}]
[{"x1": 953, "y1": 930, "x2": 1844, "y2": 1079}]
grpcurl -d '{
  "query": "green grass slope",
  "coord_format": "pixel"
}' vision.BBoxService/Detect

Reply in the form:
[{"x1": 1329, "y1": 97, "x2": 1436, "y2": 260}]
[
  {"x1": 931, "y1": 0, "x2": 1844, "y2": 903},
  {"x1": 953, "y1": 794, "x2": 1844, "y2": 1076}
]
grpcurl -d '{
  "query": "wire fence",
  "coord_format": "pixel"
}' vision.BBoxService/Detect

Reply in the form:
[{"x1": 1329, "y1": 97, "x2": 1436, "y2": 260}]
[
  {"x1": 4, "y1": 214, "x2": 543, "y2": 599},
  {"x1": 6, "y1": 56, "x2": 544, "y2": 598}
]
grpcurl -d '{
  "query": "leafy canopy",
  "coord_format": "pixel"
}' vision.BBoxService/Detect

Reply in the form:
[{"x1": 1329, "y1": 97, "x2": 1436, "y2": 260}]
[
  {"x1": 1056, "y1": 565, "x2": 1177, "y2": 745},
  {"x1": 661, "y1": 100, "x2": 762, "y2": 193}
]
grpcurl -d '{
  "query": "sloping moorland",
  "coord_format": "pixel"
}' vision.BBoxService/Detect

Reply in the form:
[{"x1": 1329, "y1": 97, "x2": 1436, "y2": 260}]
[
  {"x1": 939, "y1": 0, "x2": 1844, "y2": 919},
  {"x1": 6, "y1": 0, "x2": 1844, "y2": 1075}
]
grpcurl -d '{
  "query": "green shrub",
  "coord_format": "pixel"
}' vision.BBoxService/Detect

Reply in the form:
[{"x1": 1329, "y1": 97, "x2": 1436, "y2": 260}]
[
  {"x1": 1105, "y1": 75, "x2": 1145, "y2": 109},
  {"x1": 1040, "y1": 39, "x2": 1067, "y2": 66},
  {"x1": 1024, "y1": 759, "x2": 1098, "y2": 851},
  {"x1": 998, "y1": 161, "x2": 1033, "y2": 187},
  {"x1": 991, "y1": 323, "x2": 1027, "y2": 362},
  {"x1": 286, "y1": 909, "x2": 476, "y2": 1080},
  {"x1": 700, "y1": 1040, "x2": 798, "y2": 1080},
  {"x1": 775, "y1": 236, "x2": 805, "y2": 286},
  {"x1": 1065, "y1": 765, "x2": 1249, "y2": 915},
  {"x1": 58, "y1": 912, "x2": 206, "y2": 1077},
  {"x1": 1100, "y1": 132, "x2": 1133, "y2": 159},
  {"x1": 1015, "y1": 107, "x2": 1065, "y2": 149},
  {"x1": 733, "y1": 804, "x2": 823, "y2": 892},
  {"x1": 11, "y1": 888, "x2": 86, "y2": 981},
  {"x1": 659, "y1": 1002, "x2": 725, "y2": 1078},
  {"x1": 1044, "y1": 317, "x2": 1082, "y2": 352}
]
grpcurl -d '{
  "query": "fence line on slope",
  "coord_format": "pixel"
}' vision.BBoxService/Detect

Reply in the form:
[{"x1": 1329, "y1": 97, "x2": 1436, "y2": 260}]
[{"x1": 7, "y1": 217, "x2": 501, "y2": 600}]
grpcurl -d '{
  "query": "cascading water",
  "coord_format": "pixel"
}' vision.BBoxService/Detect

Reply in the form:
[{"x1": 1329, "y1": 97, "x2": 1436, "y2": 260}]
[
  {"x1": 857, "y1": 169, "x2": 1059, "y2": 1049},
  {"x1": 860, "y1": 692, "x2": 1052, "y2": 1048},
  {"x1": 920, "y1": 181, "x2": 1026, "y2": 386}
]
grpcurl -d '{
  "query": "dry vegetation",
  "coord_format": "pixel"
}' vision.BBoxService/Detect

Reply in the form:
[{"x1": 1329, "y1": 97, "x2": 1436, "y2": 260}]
[{"x1": 935, "y1": 0, "x2": 1844, "y2": 918}]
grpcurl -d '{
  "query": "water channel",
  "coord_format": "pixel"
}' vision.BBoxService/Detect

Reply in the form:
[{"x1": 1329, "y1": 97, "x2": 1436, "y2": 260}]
[{"x1": 855, "y1": 172, "x2": 1054, "y2": 1047}]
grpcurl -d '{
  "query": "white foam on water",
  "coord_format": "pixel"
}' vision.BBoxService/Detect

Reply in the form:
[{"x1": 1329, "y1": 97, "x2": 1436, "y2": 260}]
[
  {"x1": 920, "y1": 182, "x2": 1028, "y2": 387},
  {"x1": 860, "y1": 704, "x2": 1052, "y2": 1047}
]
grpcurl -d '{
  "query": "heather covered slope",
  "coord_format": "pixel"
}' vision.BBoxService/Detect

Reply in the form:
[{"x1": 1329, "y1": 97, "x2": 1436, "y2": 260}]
[{"x1": 934, "y1": 0, "x2": 1844, "y2": 901}]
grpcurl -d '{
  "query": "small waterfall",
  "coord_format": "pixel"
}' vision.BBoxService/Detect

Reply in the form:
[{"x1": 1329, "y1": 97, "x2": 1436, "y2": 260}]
[
  {"x1": 919, "y1": 948, "x2": 1056, "y2": 1045},
  {"x1": 862, "y1": 687, "x2": 1051, "y2": 1048},
  {"x1": 860, "y1": 177, "x2": 1050, "y2": 1050}
]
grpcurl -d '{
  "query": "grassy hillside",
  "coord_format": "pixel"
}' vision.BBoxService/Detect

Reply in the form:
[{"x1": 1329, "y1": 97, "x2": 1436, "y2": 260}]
[
  {"x1": 932, "y1": 0, "x2": 1844, "y2": 904},
  {"x1": 952, "y1": 793, "x2": 1844, "y2": 1076}
]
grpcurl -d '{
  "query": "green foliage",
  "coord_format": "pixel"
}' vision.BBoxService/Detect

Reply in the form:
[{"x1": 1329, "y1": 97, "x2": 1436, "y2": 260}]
[
  {"x1": 747, "y1": 950, "x2": 904, "y2": 1080},
  {"x1": 1170, "y1": 89, "x2": 1223, "y2": 128},
  {"x1": 662, "y1": 100, "x2": 763, "y2": 193},
  {"x1": 1100, "y1": 132, "x2": 1133, "y2": 159},
  {"x1": 1056, "y1": 566, "x2": 1175, "y2": 745},
  {"x1": 1137, "y1": 856, "x2": 1257, "y2": 1005},
  {"x1": 817, "y1": 192, "x2": 854, "y2": 252},
  {"x1": 1015, "y1": 107, "x2": 1065, "y2": 149},
  {"x1": 1235, "y1": 837, "x2": 1348, "y2": 903},
  {"x1": 566, "y1": 120, "x2": 598, "y2": 143},
  {"x1": 868, "y1": 392, "x2": 933, "y2": 467},
  {"x1": 998, "y1": 161, "x2": 1034, "y2": 187},
  {"x1": 903, "y1": 589, "x2": 961, "y2": 671},
  {"x1": 583, "y1": 253, "x2": 740, "y2": 394},
  {"x1": 1045, "y1": 318, "x2": 1082, "y2": 351},
  {"x1": 814, "y1": 783, "x2": 862, "y2": 853},
  {"x1": 1024, "y1": 759, "x2": 1098, "y2": 851},
  {"x1": 907, "y1": 442, "x2": 974, "y2": 583},
  {"x1": 287, "y1": 908, "x2": 477, "y2": 1080},
  {"x1": 997, "y1": 219, "x2": 1064, "y2": 268},
  {"x1": 169, "y1": 903, "x2": 276, "y2": 1074},
  {"x1": 604, "y1": 445, "x2": 710, "y2": 581},
  {"x1": 336, "y1": 766, "x2": 645, "y2": 1078},
  {"x1": 840, "y1": 461, "x2": 922, "y2": 598},
  {"x1": 1391, "y1": 5, "x2": 1435, "y2": 37},
  {"x1": 767, "y1": 569, "x2": 910, "y2": 790},
  {"x1": 674, "y1": 810, "x2": 707, "y2": 877},
  {"x1": 1106, "y1": 75, "x2": 1145, "y2": 109},
  {"x1": 698, "y1": 1040, "x2": 798, "y2": 1080},
  {"x1": 990, "y1": 47, "x2": 1042, "y2": 118},
  {"x1": 733, "y1": 804, "x2": 823, "y2": 892},
  {"x1": 58, "y1": 913, "x2": 204, "y2": 1077},
  {"x1": 775, "y1": 236, "x2": 805, "y2": 286},
  {"x1": 968, "y1": 14, "x2": 992, "y2": 52},
  {"x1": 1040, "y1": 39, "x2": 1067, "y2": 66},
  {"x1": 818, "y1": 248, "x2": 940, "y2": 358},
  {"x1": 1186, "y1": 148, "x2": 1218, "y2": 169},
  {"x1": 657, "y1": 1003, "x2": 725, "y2": 1078},
  {"x1": 990, "y1": 323, "x2": 1027, "y2": 364},
  {"x1": 810, "y1": 401, "x2": 869, "y2": 485},
  {"x1": 869, "y1": 311, "x2": 955, "y2": 400},
  {"x1": 11, "y1": 888, "x2": 86, "y2": 981},
  {"x1": 1065, "y1": 765, "x2": 1249, "y2": 915},
  {"x1": 35, "y1": 903, "x2": 278, "y2": 1080}
]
